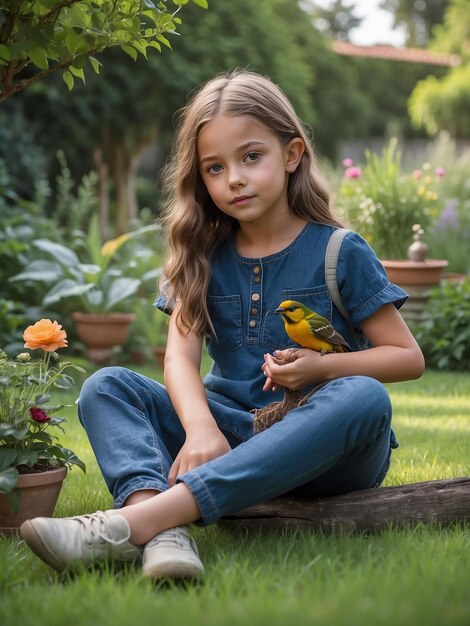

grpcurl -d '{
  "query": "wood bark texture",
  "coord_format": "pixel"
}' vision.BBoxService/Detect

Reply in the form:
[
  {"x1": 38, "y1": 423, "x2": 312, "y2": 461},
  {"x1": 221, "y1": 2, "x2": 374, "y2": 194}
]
[{"x1": 219, "y1": 477, "x2": 470, "y2": 533}]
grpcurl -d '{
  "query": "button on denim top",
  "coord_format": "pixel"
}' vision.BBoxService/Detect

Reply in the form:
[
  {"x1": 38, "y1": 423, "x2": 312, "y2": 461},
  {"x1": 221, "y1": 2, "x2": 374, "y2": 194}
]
[{"x1": 155, "y1": 222, "x2": 407, "y2": 411}]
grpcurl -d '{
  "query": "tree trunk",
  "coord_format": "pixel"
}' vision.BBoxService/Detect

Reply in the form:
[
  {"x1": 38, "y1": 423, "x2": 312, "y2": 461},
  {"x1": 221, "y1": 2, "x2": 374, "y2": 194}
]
[
  {"x1": 219, "y1": 477, "x2": 470, "y2": 533},
  {"x1": 93, "y1": 147, "x2": 110, "y2": 240}
]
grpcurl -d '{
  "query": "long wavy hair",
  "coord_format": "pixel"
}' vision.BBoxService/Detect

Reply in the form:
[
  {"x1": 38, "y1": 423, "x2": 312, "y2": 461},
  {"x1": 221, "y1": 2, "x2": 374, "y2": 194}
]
[{"x1": 160, "y1": 69, "x2": 342, "y2": 335}]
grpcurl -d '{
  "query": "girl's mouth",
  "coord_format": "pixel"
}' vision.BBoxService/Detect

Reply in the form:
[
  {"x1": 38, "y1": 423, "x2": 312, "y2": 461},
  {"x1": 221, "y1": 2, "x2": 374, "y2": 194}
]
[{"x1": 231, "y1": 195, "x2": 254, "y2": 206}]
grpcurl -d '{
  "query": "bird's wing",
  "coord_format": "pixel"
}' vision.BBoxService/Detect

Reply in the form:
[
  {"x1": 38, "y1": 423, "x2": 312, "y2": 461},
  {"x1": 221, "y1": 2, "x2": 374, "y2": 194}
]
[{"x1": 307, "y1": 317, "x2": 352, "y2": 351}]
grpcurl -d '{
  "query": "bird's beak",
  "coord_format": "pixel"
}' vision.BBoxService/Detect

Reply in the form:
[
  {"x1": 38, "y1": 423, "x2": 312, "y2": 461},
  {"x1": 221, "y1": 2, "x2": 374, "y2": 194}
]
[{"x1": 275, "y1": 307, "x2": 285, "y2": 314}]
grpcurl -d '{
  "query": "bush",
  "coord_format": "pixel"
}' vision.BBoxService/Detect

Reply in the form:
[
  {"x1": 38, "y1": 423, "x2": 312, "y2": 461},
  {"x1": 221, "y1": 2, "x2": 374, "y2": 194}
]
[
  {"x1": 415, "y1": 278, "x2": 470, "y2": 371},
  {"x1": 335, "y1": 139, "x2": 443, "y2": 259}
]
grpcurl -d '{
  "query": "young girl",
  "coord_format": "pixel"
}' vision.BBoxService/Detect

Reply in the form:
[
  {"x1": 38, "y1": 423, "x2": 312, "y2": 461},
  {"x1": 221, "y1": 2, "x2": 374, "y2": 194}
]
[{"x1": 20, "y1": 70, "x2": 424, "y2": 579}]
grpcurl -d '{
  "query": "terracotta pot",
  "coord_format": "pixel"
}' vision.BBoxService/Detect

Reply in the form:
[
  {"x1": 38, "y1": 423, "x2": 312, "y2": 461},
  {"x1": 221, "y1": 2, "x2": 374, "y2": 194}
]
[
  {"x1": 0, "y1": 466, "x2": 67, "y2": 536},
  {"x1": 382, "y1": 259, "x2": 448, "y2": 325},
  {"x1": 381, "y1": 259, "x2": 448, "y2": 286},
  {"x1": 72, "y1": 312, "x2": 136, "y2": 363},
  {"x1": 153, "y1": 346, "x2": 166, "y2": 370}
]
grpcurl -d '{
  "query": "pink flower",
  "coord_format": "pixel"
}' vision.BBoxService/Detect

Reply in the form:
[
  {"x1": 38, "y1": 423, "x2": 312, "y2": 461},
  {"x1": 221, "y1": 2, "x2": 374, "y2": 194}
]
[
  {"x1": 435, "y1": 167, "x2": 445, "y2": 177},
  {"x1": 29, "y1": 407, "x2": 51, "y2": 423},
  {"x1": 343, "y1": 158, "x2": 353, "y2": 168},
  {"x1": 412, "y1": 170, "x2": 422, "y2": 179},
  {"x1": 345, "y1": 166, "x2": 361, "y2": 179}
]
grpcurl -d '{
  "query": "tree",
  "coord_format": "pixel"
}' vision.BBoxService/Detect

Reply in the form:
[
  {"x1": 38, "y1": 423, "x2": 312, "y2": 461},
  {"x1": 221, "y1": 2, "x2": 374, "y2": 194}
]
[
  {"x1": 381, "y1": 0, "x2": 450, "y2": 47},
  {"x1": 0, "y1": 0, "x2": 207, "y2": 103},
  {"x1": 9, "y1": 0, "x2": 317, "y2": 233},
  {"x1": 430, "y1": 0, "x2": 470, "y2": 58},
  {"x1": 408, "y1": 0, "x2": 470, "y2": 138},
  {"x1": 306, "y1": 0, "x2": 362, "y2": 42}
]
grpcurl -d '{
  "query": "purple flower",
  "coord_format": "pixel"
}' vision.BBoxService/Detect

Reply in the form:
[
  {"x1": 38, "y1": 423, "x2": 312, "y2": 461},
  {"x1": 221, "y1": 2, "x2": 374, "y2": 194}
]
[
  {"x1": 343, "y1": 158, "x2": 353, "y2": 168},
  {"x1": 29, "y1": 407, "x2": 51, "y2": 423},
  {"x1": 345, "y1": 166, "x2": 361, "y2": 179},
  {"x1": 436, "y1": 202, "x2": 459, "y2": 232}
]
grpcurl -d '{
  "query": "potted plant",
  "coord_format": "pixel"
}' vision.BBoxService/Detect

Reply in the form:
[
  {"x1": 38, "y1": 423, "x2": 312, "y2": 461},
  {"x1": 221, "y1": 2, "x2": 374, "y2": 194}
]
[
  {"x1": 10, "y1": 216, "x2": 161, "y2": 363},
  {"x1": 336, "y1": 140, "x2": 443, "y2": 260},
  {"x1": 133, "y1": 299, "x2": 169, "y2": 369},
  {"x1": 336, "y1": 142, "x2": 448, "y2": 324},
  {"x1": 0, "y1": 319, "x2": 86, "y2": 535}
]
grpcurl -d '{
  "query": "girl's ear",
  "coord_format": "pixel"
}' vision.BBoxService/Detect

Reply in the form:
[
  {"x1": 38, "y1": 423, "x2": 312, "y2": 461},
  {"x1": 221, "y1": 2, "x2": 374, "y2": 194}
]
[{"x1": 285, "y1": 137, "x2": 305, "y2": 173}]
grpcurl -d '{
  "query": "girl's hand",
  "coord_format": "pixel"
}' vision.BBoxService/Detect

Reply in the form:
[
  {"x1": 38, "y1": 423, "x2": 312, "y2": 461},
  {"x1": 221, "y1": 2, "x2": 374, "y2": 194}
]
[
  {"x1": 262, "y1": 349, "x2": 325, "y2": 390},
  {"x1": 168, "y1": 423, "x2": 231, "y2": 486}
]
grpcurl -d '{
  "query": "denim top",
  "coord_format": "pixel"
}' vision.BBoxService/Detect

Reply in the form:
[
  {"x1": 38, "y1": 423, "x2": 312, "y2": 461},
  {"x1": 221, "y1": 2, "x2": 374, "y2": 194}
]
[{"x1": 155, "y1": 222, "x2": 407, "y2": 411}]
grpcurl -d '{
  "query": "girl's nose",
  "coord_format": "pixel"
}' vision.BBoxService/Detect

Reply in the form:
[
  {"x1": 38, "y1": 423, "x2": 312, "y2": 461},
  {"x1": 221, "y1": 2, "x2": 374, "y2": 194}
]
[{"x1": 228, "y1": 170, "x2": 247, "y2": 189}]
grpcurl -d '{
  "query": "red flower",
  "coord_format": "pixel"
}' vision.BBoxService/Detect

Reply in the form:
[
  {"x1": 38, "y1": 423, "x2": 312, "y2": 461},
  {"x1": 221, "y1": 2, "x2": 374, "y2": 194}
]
[{"x1": 29, "y1": 407, "x2": 51, "y2": 423}]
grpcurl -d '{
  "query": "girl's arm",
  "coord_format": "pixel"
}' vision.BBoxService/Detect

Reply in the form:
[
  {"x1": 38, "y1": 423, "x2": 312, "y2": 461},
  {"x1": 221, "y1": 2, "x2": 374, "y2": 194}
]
[
  {"x1": 263, "y1": 304, "x2": 425, "y2": 389},
  {"x1": 164, "y1": 303, "x2": 231, "y2": 486}
]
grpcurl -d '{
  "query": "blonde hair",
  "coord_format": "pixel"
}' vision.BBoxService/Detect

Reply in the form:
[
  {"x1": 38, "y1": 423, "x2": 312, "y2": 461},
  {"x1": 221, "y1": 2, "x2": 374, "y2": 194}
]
[{"x1": 160, "y1": 69, "x2": 342, "y2": 335}]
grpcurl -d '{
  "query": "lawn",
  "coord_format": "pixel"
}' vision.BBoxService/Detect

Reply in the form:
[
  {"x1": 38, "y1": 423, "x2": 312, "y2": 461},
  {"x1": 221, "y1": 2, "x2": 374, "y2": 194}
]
[{"x1": 1, "y1": 366, "x2": 469, "y2": 626}]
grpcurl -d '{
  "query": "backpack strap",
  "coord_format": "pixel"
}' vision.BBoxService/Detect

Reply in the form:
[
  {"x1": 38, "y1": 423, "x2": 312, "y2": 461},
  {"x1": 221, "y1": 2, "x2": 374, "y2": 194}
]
[{"x1": 325, "y1": 228, "x2": 352, "y2": 320}]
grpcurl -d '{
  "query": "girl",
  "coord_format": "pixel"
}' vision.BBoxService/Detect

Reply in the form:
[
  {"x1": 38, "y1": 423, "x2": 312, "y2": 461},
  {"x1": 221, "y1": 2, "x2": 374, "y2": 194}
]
[{"x1": 20, "y1": 70, "x2": 424, "y2": 579}]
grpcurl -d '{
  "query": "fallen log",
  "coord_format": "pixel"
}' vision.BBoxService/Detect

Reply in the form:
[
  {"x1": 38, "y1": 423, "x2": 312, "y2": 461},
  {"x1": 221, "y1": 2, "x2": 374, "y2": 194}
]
[{"x1": 219, "y1": 477, "x2": 470, "y2": 533}]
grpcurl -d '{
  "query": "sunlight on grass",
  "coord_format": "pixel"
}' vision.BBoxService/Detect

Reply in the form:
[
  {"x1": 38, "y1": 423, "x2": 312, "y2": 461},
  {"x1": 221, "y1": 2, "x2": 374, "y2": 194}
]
[{"x1": 1, "y1": 368, "x2": 469, "y2": 626}]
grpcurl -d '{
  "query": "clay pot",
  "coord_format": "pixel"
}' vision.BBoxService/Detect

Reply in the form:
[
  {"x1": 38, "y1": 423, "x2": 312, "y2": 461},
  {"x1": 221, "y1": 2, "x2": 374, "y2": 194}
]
[
  {"x1": 0, "y1": 466, "x2": 67, "y2": 536},
  {"x1": 381, "y1": 259, "x2": 448, "y2": 286},
  {"x1": 72, "y1": 312, "x2": 136, "y2": 363},
  {"x1": 153, "y1": 346, "x2": 166, "y2": 370},
  {"x1": 382, "y1": 259, "x2": 448, "y2": 324}
]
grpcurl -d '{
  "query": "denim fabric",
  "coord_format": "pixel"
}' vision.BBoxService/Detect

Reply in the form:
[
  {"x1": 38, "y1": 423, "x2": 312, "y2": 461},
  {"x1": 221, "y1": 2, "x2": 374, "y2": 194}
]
[
  {"x1": 78, "y1": 368, "x2": 393, "y2": 525},
  {"x1": 155, "y1": 223, "x2": 407, "y2": 409},
  {"x1": 77, "y1": 223, "x2": 405, "y2": 523}
]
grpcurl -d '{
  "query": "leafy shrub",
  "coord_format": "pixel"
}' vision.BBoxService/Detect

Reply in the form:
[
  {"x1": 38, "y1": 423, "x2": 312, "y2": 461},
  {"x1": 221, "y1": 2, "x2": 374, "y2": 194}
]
[
  {"x1": 415, "y1": 278, "x2": 470, "y2": 371},
  {"x1": 423, "y1": 133, "x2": 470, "y2": 274},
  {"x1": 335, "y1": 139, "x2": 444, "y2": 259}
]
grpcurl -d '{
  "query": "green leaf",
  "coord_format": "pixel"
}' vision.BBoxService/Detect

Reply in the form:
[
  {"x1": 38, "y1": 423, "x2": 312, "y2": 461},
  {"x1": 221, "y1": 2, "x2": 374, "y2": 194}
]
[
  {"x1": 191, "y1": 0, "x2": 208, "y2": 7},
  {"x1": 0, "y1": 424, "x2": 28, "y2": 440},
  {"x1": 54, "y1": 377, "x2": 73, "y2": 390},
  {"x1": 121, "y1": 44, "x2": 137, "y2": 61},
  {"x1": 33, "y1": 239, "x2": 80, "y2": 268},
  {"x1": 0, "y1": 449, "x2": 19, "y2": 472},
  {"x1": 65, "y1": 29, "x2": 83, "y2": 55},
  {"x1": 29, "y1": 46, "x2": 49, "y2": 70},
  {"x1": 105, "y1": 277, "x2": 141, "y2": 311},
  {"x1": 0, "y1": 44, "x2": 10, "y2": 63},
  {"x1": 63, "y1": 70, "x2": 74, "y2": 91},
  {"x1": 8, "y1": 259, "x2": 63, "y2": 284},
  {"x1": 89, "y1": 56, "x2": 102, "y2": 74},
  {"x1": 43, "y1": 280, "x2": 95, "y2": 306},
  {"x1": 69, "y1": 65, "x2": 85, "y2": 82},
  {"x1": 60, "y1": 448, "x2": 86, "y2": 473},
  {"x1": 0, "y1": 467, "x2": 18, "y2": 495}
]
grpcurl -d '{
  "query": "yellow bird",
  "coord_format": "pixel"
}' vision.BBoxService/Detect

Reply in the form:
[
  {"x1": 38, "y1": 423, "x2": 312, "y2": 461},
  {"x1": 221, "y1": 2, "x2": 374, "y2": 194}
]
[{"x1": 275, "y1": 300, "x2": 351, "y2": 354}]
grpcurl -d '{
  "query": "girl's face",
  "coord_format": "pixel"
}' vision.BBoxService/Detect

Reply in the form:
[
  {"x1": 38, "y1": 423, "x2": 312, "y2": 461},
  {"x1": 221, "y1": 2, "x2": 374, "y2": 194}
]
[{"x1": 197, "y1": 114, "x2": 303, "y2": 227}]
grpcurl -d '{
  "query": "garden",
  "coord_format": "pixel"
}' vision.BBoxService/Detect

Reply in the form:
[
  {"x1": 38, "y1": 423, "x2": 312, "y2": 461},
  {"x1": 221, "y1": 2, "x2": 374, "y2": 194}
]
[{"x1": 1, "y1": 1, "x2": 470, "y2": 625}]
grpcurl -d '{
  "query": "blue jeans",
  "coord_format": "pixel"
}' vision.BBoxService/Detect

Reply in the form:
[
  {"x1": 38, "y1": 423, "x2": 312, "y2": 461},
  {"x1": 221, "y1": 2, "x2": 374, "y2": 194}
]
[{"x1": 78, "y1": 367, "x2": 394, "y2": 525}]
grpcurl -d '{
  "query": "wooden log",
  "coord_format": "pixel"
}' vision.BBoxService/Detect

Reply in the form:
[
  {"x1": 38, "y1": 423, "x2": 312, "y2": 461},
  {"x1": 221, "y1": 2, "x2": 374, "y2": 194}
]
[{"x1": 219, "y1": 477, "x2": 470, "y2": 533}]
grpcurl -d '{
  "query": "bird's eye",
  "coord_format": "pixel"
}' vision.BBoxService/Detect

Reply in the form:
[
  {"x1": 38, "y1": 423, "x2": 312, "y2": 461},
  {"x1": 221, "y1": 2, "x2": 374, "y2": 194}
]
[{"x1": 288, "y1": 306, "x2": 296, "y2": 312}]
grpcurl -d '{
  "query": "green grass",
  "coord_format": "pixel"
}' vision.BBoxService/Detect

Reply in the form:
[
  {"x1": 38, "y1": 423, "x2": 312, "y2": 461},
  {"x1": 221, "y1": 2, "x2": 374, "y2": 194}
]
[{"x1": 1, "y1": 367, "x2": 469, "y2": 626}]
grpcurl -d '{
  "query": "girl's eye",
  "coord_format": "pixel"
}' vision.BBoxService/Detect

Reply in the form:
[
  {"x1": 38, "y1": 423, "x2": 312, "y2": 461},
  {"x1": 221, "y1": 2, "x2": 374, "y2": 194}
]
[
  {"x1": 207, "y1": 164, "x2": 223, "y2": 174},
  {"x1": 245, "y1": 152, "x2": 260, "y2": 162}
]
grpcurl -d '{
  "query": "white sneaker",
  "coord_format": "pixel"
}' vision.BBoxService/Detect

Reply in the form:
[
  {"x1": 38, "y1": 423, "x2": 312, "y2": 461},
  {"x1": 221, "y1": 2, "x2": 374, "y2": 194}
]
[
  {"x1": 20, "y1": 510, "x2": 142, "y2": 572},
  {"x1": 142, "y1": 526, "x2": 204, "y2": 580}
]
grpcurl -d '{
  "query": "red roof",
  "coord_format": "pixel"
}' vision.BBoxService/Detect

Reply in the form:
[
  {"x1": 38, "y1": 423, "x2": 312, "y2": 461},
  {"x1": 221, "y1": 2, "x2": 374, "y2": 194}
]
[{"x1": 331, "y1": 40, "x2": 461, "y2": 67}]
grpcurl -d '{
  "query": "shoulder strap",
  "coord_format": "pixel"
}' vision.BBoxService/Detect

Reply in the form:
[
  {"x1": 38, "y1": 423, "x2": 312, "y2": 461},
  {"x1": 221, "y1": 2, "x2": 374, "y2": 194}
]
[{"x1": 325, "y1": 228, "x2": 352, "y2": 320}]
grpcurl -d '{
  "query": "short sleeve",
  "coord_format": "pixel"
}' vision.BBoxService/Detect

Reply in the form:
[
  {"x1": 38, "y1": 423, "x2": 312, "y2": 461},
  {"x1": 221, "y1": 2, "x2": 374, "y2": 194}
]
[
  {"x1": 336, "y1": 232, "x2": 408, "y2": 326},
  {"x1": 153, "y1": 279, "x2": 175, "y2": 315}
]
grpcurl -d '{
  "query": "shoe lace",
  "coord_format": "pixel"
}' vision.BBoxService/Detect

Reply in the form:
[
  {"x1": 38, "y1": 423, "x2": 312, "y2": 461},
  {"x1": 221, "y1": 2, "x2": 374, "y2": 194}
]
[
  {"x1": 146, "y1": 527, "x2": 197, "y2": 553},
  {"x1": 73, "y1": 511, "x2": 131, "y2": 546}
]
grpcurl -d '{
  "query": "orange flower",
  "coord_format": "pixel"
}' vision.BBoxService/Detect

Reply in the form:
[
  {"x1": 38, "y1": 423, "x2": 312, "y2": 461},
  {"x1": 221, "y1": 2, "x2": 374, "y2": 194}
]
[{"x1": 23, "y1": 319, "x2": 68, "y2": 352}]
